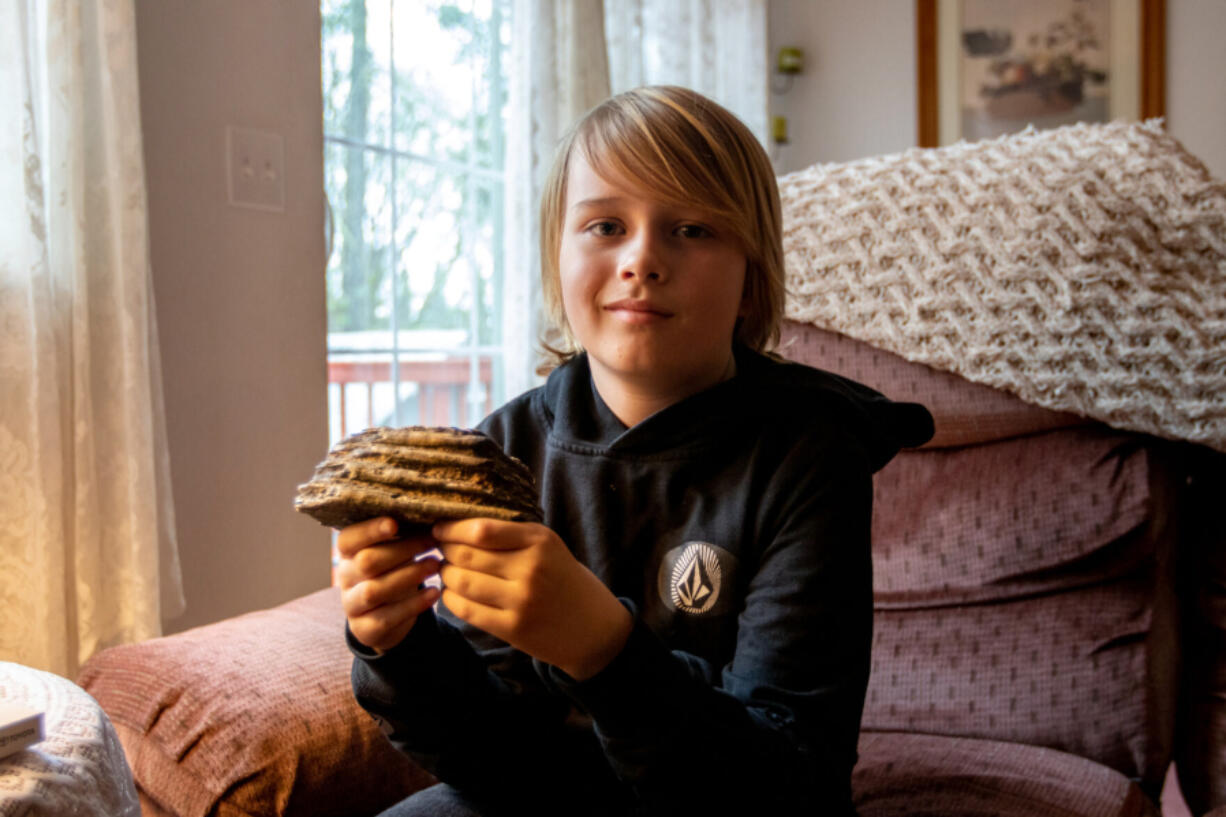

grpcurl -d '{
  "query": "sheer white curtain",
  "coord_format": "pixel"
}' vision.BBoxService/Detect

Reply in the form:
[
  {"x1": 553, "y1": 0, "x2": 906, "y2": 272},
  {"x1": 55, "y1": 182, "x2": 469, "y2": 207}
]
[
  {"x1": 604, "y1": 0, "x2": 769, "y2": 145},
  {"x1": 501, "y1": 0, "x2": 769, "y2": 394},
  {"x1": 502, "y1": 0, "x2": 610, "y2": 398},
  {"x1": 0, "y1": 0, "x2": 184, "y2": 677}
]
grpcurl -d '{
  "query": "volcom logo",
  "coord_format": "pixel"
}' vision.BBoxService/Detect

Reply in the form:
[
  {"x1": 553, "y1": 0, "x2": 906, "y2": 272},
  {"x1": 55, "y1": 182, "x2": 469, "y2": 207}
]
[{"x1": 663, "y1": 542, "x2": 724, "y2": 615}]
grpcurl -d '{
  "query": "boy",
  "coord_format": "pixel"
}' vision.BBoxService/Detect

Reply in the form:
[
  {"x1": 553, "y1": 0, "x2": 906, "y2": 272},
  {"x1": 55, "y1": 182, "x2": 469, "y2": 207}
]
[{"x1": 338, "y1": 85, "x2": 933, "y2": 816}]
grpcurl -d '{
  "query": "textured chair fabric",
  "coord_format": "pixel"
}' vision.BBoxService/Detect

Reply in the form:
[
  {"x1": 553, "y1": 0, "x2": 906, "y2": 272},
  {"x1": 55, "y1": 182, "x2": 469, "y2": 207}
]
[
  {"x1": 79, "y1": 589, "x2": 431, "y2": 817},
  {"x1": 782, "y1": 331, "x2": 1185, "y2": 796},
  {"x1": 869, "y1": 427, "x2": 1154, "y2": 605},
  {"x1": 853, "y1": 731, "x2": 1160, "y2": 817},
  {"x1": 862, "y1": 433, "x2": 1179, "y2": 790},
  {"x1": 135, "y1": 791, "x2": 174, "y2": 817},
  {"x1": 866, "y1": 575, "x2": 1173, "y2": 786},
  {"x1": 779, "y1": 320, "x2": 1085, "y2": 447}
]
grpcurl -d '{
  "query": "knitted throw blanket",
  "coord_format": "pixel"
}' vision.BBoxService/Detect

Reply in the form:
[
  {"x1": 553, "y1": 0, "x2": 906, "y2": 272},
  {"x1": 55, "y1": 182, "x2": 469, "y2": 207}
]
[{"x1": 780, "y1": 120, "x2": 1226, "y2": 452}]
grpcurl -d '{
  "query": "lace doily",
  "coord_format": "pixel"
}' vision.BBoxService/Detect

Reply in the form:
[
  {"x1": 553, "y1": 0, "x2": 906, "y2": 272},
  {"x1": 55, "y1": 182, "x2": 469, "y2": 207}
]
[{"x1": 0, "y1": 662, "x2": 138, "y2": 816}]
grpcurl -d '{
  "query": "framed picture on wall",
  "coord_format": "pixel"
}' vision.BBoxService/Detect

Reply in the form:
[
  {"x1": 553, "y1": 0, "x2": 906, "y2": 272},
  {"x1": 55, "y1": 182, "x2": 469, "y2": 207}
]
[{"x1": 916, "y1": 0, "x2": 1165, "y2": 147}]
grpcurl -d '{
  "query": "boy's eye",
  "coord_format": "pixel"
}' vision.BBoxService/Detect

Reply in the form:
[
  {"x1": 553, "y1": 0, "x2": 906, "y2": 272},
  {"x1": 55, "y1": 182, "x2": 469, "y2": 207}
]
[
  {"x1": 581, "y1": 220, "x2": 712, "y2": 238},
  {"x1": 676, "y1": 224, "x2": 712, "y2": 239},
  {"x1": 587, "y1": 220, "x2": 621, "y2": 236}
]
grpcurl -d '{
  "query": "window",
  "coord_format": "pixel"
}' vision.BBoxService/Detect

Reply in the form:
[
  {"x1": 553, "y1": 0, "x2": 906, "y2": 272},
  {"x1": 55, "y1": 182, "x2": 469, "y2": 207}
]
[{"x1": 322, "y1": 0, "x2": 511, "y2": 447}]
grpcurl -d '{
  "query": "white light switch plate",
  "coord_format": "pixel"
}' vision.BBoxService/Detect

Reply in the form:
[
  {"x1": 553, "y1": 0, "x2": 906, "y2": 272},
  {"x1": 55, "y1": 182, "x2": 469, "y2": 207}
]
[{"x1": 226, "y1": 126, "x2": 285, "y2": 212}]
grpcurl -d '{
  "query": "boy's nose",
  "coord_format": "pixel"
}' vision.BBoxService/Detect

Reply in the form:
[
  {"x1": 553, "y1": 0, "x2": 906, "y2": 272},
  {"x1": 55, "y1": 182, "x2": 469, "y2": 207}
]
[
  {"x1": 617, "y1": 236, "x2": 665, "y2": 282},
  {"x1": 619, "y1": 267, "x2": 661, "y2": 281}
]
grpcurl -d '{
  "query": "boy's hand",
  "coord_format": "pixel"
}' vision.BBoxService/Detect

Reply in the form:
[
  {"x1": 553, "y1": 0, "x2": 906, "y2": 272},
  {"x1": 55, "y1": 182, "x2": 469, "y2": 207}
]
[
  {"x1": 434, "y1": 519, "x2": 633, "y2": 681},
  {"x1": 337, "y1": 517, "x2": 442, "y2": 653}
]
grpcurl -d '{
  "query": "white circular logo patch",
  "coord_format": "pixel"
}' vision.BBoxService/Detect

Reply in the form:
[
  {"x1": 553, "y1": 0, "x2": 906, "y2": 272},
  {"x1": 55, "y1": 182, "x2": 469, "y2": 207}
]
[{"x1": 664, "y1": 542, "x2": 723, "y2": 615}]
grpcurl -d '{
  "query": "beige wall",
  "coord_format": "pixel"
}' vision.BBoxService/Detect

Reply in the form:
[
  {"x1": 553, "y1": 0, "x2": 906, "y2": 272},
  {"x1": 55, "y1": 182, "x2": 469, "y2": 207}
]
[
  {"x1": 1166, "y1": 0, "x2": 1226, "y2": 178},
  {"x1": 769, "y1": 0, "x2": 1226, "y2": 178},
  {"x1": 136, "y1": 1, "x2": 330, "y2": 634},
  {"x1": 768, "y1": 0, "x2": 917, "y2": 170}
]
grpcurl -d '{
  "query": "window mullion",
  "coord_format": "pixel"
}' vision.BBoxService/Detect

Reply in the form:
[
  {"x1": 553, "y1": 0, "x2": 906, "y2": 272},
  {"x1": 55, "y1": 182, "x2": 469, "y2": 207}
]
[
  {"x1": 465, "y1": 3, "x2": 482, "y2": 427},
  {"x1": 388, "y1": 3, "x2": 402, "y2": 427},
  {"x1": 488, "y1": 0, "x2": 506, "y2": 416}
]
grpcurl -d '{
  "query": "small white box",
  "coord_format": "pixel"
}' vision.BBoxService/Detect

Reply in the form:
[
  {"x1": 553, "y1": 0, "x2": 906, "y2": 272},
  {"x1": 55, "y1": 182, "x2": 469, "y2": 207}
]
[{"x1": 0, "y1": 702, "x2": 44, "y2": 759}]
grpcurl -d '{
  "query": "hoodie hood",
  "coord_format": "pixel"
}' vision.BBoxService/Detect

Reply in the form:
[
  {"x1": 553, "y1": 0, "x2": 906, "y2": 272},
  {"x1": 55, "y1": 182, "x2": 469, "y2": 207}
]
[{"x1": 539, "y1": 346, "x2": 933, "y2": 472}]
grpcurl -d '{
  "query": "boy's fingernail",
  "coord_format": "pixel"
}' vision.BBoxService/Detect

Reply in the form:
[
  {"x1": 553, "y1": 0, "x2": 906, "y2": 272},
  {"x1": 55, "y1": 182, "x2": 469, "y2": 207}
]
[{"x1": 382, "y1": 519, "x2": 396, "y2": 536}]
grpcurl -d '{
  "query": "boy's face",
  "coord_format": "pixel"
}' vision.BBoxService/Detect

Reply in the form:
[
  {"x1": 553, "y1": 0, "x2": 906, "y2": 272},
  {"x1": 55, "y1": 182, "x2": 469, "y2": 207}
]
[{"x1": 558, "y1": 152, "x2": 747, "y2": 402}]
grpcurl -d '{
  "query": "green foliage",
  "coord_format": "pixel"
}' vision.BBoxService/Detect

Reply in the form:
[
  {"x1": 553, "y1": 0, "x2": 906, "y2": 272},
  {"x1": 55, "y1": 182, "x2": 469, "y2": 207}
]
[{"x1": 437, "y1": 4, "x2": 466, "y2": 29}]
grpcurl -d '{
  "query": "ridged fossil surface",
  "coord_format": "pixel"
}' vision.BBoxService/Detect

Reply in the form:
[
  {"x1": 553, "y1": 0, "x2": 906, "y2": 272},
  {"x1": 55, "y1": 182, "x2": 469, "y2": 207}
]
[{"x1": 294, "y1": 426, "x2": 542, "y2": 530}]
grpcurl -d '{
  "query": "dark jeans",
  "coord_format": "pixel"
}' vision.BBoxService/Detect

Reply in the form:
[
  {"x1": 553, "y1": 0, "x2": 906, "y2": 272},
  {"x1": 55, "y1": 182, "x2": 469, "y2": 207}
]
[
  {"x1": 377, "y1": 781, "x2": 634, "y2": 817},
  {"x1": 376, "y1": 784, "x2": 485, "y2": 817}
]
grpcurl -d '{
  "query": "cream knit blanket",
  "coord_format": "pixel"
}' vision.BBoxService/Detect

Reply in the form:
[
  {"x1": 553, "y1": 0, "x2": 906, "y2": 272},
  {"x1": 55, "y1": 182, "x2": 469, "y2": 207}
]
[{"x1": 780, "y1": 120, "x2": 1226, "y2": 452}]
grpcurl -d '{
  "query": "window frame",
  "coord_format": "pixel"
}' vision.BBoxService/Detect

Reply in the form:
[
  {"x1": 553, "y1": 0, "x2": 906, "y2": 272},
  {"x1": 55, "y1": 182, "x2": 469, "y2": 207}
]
[{"x1": 322, "y1": 0, "x2": 510, "y2": 443}]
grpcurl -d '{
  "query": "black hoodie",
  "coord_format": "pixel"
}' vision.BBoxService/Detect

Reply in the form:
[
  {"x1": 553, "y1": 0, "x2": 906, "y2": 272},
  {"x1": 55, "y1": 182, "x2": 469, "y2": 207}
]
[{"x1": 350, "y1": 346, "x2": 933, "y2": 816}]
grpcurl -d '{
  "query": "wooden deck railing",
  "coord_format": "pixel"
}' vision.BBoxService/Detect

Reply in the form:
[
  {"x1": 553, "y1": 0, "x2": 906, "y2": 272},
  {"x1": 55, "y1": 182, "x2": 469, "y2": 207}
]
[{"x1": 328, "y1": 357, "x2": 494, "y2": 434}]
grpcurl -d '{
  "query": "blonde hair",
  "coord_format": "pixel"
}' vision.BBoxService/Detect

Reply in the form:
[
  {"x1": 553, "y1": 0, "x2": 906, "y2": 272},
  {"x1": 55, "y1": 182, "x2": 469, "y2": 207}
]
[{"x1": 537, "y1": 85, "x2": 784, "y2": 372}]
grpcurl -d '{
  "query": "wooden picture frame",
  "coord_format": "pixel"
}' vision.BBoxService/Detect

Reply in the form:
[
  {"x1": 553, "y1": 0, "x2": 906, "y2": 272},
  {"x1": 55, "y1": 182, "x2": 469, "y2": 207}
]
[{"x1": 917, "y1": 0, "x2": 1165, "y2": 147}]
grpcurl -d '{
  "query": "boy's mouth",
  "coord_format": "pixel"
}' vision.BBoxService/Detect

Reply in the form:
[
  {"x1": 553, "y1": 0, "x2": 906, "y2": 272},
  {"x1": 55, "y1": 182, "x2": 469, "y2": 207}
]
[{"x1": 604, "y1": 299, "x2": 674, "y2": 318}]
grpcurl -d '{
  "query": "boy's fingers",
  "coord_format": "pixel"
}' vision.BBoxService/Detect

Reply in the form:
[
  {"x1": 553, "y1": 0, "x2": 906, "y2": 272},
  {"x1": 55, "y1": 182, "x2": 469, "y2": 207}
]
[
  {"x1": 352, "y1": 539, "x2": 440, "y2": 580},
  {"x1": 440, "y1": 587, "x2": 511, "y2": 636},
  {"x1": 438, "y1": 563, "x2": 517, "y2": 610},
  {"x1": 336, "y1": 516, "x2": 399, "y2": 557},
  {"x1": 349, "y1": 588, "x2": 440, "y2": 653},
  {"x1": 438, "y1": 543, "x2": 512, "y2": 578},
  {"x1": 432, "y1": 518, "x2": 544, "y2": 551},
  {"x1": 343, "y1": 558, "x2": 441, "y2": 616}
]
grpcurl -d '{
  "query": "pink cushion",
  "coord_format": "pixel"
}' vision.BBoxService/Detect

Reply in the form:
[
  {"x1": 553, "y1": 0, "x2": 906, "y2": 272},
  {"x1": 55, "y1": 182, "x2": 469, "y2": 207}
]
[
  {"x1": 865, "y1": 578, "x2": 1172, "y2": 785},
  {"x1": 864, "y1": 429, "x2": 1179, "y2": 790},
  {"x1": 78, "y1": 588, "x2": 433, "y2": 817},
  {"x1": 779, "y1": 320, "x2": 1085, "y2": 447},
  {"x1": 870, "y1": 427, "x2": 1153, "y2": 606},
  {"x1": 854, "y1": 731, "x2": 1158, "y2": 817}
]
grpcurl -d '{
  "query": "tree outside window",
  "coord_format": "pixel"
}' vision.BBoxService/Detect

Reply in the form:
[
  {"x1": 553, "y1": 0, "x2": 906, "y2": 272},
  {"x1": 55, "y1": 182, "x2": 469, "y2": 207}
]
[{"x1": 322, "y1": 0, "x2": 510, "y2": 444}]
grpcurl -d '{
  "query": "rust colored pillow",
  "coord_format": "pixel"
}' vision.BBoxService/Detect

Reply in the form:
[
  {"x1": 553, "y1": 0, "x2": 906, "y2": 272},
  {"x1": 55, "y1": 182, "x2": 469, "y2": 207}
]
[
  {"x1": 779, "y1": 320, "x2": 1085, "y2": 447},
  {"x1": 78, "y1": 588, "x2": 433, "y2": 817}
]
